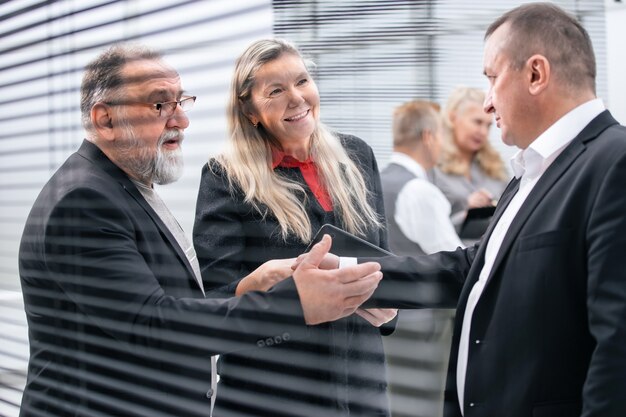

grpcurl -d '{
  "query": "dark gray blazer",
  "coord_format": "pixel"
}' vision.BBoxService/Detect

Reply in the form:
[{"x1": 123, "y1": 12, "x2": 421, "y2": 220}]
[
  {"x1": 365, "y1": 111, "x2": 626, "y2": 417},
  {"x1": 18, "y1": 140, "x2": 308, "y2": 417}
]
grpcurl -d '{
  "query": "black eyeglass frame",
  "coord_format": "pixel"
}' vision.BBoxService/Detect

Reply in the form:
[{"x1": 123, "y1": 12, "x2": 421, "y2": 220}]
[{"x1": 105, "y1": 96, "x2": 196, "y2": 118}]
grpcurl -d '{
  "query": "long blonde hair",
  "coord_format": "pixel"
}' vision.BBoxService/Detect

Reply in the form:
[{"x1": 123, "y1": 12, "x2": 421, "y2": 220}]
[
  {"x1": 439, "y1": 86, "x2": 507, "y2": 180},
  {"x1": 216, "y1": 38, "x2": 381, "y2": 242}
]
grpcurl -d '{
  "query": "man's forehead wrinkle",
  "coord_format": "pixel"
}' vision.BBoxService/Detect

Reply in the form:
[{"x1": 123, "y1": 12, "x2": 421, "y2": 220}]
[
  {"x1": 120, "y1": 58, "x2": 179, "y2": 86},
  {"x1": 121, "y1": 71, "x2": 179, "y2": 86},
  {"x1": 117, "y1": 70, "x2": 182, "y2": 102}
]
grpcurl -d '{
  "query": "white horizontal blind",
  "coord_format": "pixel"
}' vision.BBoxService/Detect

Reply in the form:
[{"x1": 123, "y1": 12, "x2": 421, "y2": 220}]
[
  {"x1": 274, "y1": 0, "x2": 608, "y2": 168},
  {"x1": 0, "y1": 1, "x2": 272, "y2": 415}
]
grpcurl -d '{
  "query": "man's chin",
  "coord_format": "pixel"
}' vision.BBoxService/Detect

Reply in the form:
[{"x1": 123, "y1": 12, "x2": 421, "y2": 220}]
[
  {"x1": 153, "y1": 166, "x2": 184, "y2": 185},
  {"x1": 152, "y1": 148, "x2": 184, "y2": 185},
  {"x1": 500, "y1": 130, "x2": 514, "y2": 147}
]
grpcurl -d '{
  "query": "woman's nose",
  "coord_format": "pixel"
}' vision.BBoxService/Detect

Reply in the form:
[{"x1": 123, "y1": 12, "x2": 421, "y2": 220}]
[{"x1": 287, "y1": 89, "x2": 305, "y2": 107}]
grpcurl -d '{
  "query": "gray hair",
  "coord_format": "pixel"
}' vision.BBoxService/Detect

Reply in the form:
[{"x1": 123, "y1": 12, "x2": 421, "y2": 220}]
[{"x1": 80, "y1": 44, "x2": 163, "y2": 133}]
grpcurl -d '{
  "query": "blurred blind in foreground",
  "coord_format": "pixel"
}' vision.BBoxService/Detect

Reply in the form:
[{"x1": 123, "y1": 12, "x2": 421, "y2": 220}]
[{"x1": 0, "y1": 0, "x2": 608, "y2": 416}]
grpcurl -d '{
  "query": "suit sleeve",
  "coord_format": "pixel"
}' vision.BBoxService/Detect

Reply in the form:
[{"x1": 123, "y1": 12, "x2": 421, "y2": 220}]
[
  {"x1": 361, "y1": 246, "x2": 475, "y2": 309},
  {"x1": 41, "y1": 186, "x2": 308, "y2": 358},
  {"x1": 583, "y1": 142, "x2": 626, "y2": 417},
  {"x1": 193, "y1": 160, "x2": 249, "y2": 296}
]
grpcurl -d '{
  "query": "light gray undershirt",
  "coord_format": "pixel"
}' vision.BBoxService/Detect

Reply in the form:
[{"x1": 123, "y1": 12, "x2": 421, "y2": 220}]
[{"x1": 132, "y1": 180, "x2": 205, "y2": 295}]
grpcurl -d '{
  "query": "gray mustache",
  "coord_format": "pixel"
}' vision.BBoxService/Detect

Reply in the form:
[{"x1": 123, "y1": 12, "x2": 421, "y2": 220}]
[{"x1": 159, "y1": 129, "x2": 184, "y2": 146}]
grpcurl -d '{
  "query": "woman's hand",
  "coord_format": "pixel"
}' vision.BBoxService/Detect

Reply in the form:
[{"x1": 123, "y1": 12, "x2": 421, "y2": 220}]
[
  {"x1": 467, "y1": 188, "x2": 494, "y2": 209},
  {"x1": 355, "y1": 308, "x2": 398, "y2": 327},
  {"x1": 235, "y1": 258, "x2": 296, "y2": 296}
]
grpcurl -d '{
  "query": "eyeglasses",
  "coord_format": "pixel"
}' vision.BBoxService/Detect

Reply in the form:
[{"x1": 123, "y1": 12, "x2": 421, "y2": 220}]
[{"x1": 106, "y1": 96, "x2": 196, "y2": 118}]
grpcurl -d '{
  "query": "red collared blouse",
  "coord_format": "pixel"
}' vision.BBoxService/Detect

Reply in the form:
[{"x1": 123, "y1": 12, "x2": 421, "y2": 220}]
[{"x1": 271, "y1": 148, "x2": 333, "y2": 212}]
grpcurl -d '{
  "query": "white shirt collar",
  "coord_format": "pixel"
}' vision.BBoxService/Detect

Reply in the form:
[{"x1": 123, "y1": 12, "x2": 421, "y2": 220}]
[
  {"x1": 510, "y1": 98, "x2": 605, "y2": 180},
  {"x1": 389, "y1": 152, "x2": 428, "y2": 180}
]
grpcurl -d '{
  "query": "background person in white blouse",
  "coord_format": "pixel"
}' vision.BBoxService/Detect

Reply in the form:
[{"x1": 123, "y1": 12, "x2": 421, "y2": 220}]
[{"x1": 380, "y1": 100, "x2": 462, "y2": 417}]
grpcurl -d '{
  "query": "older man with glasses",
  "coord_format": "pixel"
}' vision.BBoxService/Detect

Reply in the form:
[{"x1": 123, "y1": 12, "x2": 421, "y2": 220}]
[{"x1": 17, "y1": 43, "x2": 382, "y2": 417}]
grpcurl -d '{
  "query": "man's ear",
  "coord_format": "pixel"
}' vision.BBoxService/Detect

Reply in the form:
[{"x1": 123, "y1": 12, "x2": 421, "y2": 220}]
[
  {"x1": 91, "y1": 103, "x2": 115, "y2": 141},
  {"x1": 527, "y1": 54, "x2": 550, "y2": 96}
]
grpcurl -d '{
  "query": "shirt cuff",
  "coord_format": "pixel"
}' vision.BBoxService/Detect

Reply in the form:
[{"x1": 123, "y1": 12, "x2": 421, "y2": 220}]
[{"x1": 339, "y1": 256, "x2": 358, "y2": 268}]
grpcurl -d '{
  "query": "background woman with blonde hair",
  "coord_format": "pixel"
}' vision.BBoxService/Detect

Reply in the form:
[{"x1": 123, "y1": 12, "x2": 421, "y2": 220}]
[
  {"x1": 431, "y1": 86, "x2": 509, "y2": 233},
  {"x1": 193, "y1": 38, "x2": 395, "y2": 417}
]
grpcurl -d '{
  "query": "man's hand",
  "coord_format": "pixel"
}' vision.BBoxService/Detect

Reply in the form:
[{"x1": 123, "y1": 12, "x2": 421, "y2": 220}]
[
  {"x1": 293, "y1": 234, "x2": 382, "y2": 325},
  {"x1": 236, "y1": 258, "x2": 296, "y2": 296},
  {"x1": 355, "y1": 308, "x2": 398, "y2": 327}
]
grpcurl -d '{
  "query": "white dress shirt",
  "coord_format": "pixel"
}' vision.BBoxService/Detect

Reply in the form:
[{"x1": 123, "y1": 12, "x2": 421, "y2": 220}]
[
  {"x1": 456, "y1": 98, "x2": 605, "y2": 414},
  {"x1": 390, "y1": 152, "x2": 463, "y2": 254}
]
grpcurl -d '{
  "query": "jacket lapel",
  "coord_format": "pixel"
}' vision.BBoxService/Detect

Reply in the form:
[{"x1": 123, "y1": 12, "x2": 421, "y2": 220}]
[
  {"x1": 483, "y1": 110, "x2": 618, "y2": 290},
  {"x1": 77, "y1": 140, "x2": 201, "y2": 291},
  {"x1": 456, "y1": 177, "x2": 520, "y2": 313},
  {"x1": 123, "y1": 182, "x2": 199, "y2": 282}
]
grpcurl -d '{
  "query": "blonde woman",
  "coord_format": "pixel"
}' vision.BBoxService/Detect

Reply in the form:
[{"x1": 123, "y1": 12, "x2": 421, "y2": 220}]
[
  {"x1": 431, "y1": 86, "x2": 509, "y2": 232},
  {"x1": 193, "y1": 39, "x2": 395, "y2": 417}
]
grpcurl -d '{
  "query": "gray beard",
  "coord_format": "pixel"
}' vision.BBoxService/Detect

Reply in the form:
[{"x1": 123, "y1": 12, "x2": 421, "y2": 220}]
[{"x1": 116, "y1": 125, "x2": 184, "y2": 185}]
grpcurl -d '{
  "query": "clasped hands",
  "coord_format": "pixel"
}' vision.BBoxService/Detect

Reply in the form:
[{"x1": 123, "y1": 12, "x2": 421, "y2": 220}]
[{"x1": 237, "y1": 235, "x2": 397, "y2": 326}]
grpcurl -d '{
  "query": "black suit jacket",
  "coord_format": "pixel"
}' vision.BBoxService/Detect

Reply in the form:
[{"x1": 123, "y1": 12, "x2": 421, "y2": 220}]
[
  {"x1": 366, "y1": 111, "x2": 626, "y2": 417},
  {"x1": 18, "y1": 140, "x2": 309, "y2": 417},
  {"x1": 193, "y1": 134, "x2": 392, "y2": 417}
]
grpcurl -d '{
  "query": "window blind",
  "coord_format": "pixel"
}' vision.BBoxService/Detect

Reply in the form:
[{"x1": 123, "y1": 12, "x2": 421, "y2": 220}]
[
  {"x1": 274, "y1": 0, "x2": 608, "y2": 166},
  {"x1": 0, "y1": 1, "x2": 273, "y2": 414}
]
